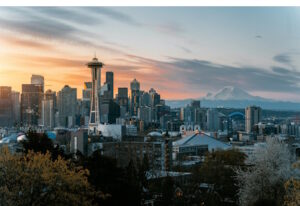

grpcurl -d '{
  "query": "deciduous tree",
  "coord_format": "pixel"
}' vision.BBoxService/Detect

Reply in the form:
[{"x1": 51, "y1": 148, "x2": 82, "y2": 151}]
[
  {"x1": 284, "y1": 162, "x2": 300, "y2": 206},
  {"x1": 236, "y1": 137, "x2": 294, "y2": 206},
  {"x1": 192, "y1": 149, "x2": 246, "y2": 205},
  {"x1": 0, "y1": 147, "x2": 97, "y2": 206}
]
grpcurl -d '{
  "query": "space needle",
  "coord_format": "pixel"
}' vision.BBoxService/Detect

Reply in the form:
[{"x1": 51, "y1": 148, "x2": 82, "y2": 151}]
[{"x1": 87, "y1": 55, "x2": 103, "y2": 134}]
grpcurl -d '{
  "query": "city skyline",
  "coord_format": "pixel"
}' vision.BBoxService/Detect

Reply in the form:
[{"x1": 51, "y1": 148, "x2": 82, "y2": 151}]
[
  {"x1": 1, "y1": 4, "x2": 300, "y2": 206},
  {"x1": 1, "y1": 7, "x2": 300, "y2": 100}
]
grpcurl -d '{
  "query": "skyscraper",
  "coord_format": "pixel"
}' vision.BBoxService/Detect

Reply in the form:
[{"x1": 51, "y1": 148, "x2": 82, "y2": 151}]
[
  {"x1": 57, "y1": 85, "x2": 77, "y2": 128},
  {"x1": 21, "y1": 84, "x2": 43, "y2": 127},
  {"x1": 245, "y1": 105, "x2": 262, "y2": 133},
  {"x1": 82, "y1": 82, "x2": 92, "y2": 126},
  {"x1": 31, "y1": 74, "x2": 44, "y2": 92},
  {"x1": 99, "y1": 83, "x2": 111, "y2": 123},
  {"x1": 149, "y1": 88, "x2": 160, "y2": 108},
  {"x1": 87, "y1": 57, "x2": 103, "y2": 133},
  {"x1": 138, "y1": 106, "x2": 152, "y2": 124},
  {"x1": 42, "y1": 90, "x2": 56, "y2": 129},
  {"x1": 105, "y1": 71, "x2": 114, "y2": 100},
  {"x1": 11, "y1": 91, "x2": 20, "y2": 125},
  {"x1": 206, "y1": 108, "x2": 220, "y2": 131},
  {"x1": 44, "y1": 90, "x2": 56, "y2": 111},
  {"x1": 191, "y1": 100, "x2": 200, "y2": 108},
  {"x1": 117, "y1": 87, "x2": 129, "y2": 117},
  {"x1": 140, "y1": 91, "x2": 151, "y2": 107},
  {"x1": 0, "y1": 86, "x2": 13, "y2": 127},
  {"x1": 42, "y1": 99, "x2": 54, "y2": 129},
  {"x1": 130, "y1": 78, "x2": 140, "y2": 116}
]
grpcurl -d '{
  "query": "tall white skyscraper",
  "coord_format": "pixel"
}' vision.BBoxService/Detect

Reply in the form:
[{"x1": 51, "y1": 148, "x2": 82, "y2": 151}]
[
  {"x1": 87, "y1": 56, "x2": 103, "y2": 134},
  {"x1": 245, "y1": 105, "x2": 262, "y2": 133},
  {"x1": 42, "y1": 99, "x2": 54, "y2": 129}
]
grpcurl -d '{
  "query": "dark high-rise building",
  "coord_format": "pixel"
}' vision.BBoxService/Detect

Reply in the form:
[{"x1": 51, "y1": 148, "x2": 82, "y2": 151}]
[
  {"x1": 195, "y1": 108, "x2": 207, "y2": 130},
  {"x1": 100, "y1": 99, "x2": 120, "y2": 124},
  {"x1": 130, "y1": 78, "x2": 140, "y2": 116},
  {"x1": 117, "y1": 87, "x2": 128, "y2": 98},
  {"x1": 138, "y1": 106, "x2": 152, "y2": 124},
  {"x1": 105, "y1": 71, "x2": 114, "y2": 100},
  {"x1": 207, "y1": 108, "x2": 220, "y2": 131},
  {"x1": 0, "y1": 86, "x2": 13, "y2": 127},
  {"x1": 108, "y1": 100, "x2": 120, "y2": 124},
  {"x1": 117, "y1": 87, "x2": 129, "y2": 114},
  {"x1": 21, "y1": 84, "x2": 43, "y2": 126},
  {"x1": 140, "y1": 91, "x2": 151, "y2": 107},
  {"x1": 57, "y1": 85, "x2": 77, "y2": 128},
  {"x1": 130, "y1": 79, "x2": 140, "y2": 116},
  {"x1": 151, "y1": 93, "x2": 160, "y2": 108},
  {"x1": 191, "y1": 100, "x2": 200, "y2": 108},
  {"x1": 11, "y1": 91, "x2": 20, "y2": 125},
  {"x1": 149, "y1": 88, "x2": 158, "y2": 105},
  {"x1": 245, "y1": 105, "x2": 262, "y2": 133},
  {"x1": 82, "y1": 82, "x2": 92, "y2": 126}
]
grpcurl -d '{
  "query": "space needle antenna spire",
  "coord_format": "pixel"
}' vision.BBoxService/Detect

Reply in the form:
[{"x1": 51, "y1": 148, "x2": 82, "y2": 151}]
[{"x1": 86, "y1": 55, "x2": 103, "y2": 134}]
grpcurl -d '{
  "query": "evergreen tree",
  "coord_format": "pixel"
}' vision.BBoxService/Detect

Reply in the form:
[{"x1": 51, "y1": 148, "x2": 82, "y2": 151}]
[{"x1": 22, "y1": 129, "x2": 54, "y2": 154}]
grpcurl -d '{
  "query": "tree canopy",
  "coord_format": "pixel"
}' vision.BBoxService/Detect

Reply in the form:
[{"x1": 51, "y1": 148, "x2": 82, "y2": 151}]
[
  {"x1": 284, "y1": 162, "x2": 300, "y2": 206},
  {"x1": 22, "y1": 129, "x2": 54, "y2": 154},
  {"x1": 0, "y1": 147, "x2": 99, "y2": 206},
  {"x1": 191, "y1": 149, "x2": 246, "y2": 206},
  {"x1": 236, "y1": 137, "x2": 294, "y2": 206}
]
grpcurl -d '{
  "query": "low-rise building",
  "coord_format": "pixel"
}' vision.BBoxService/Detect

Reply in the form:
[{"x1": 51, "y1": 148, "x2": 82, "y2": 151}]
[
  {"x1": 98, "y1": 124, "x2": 126, "y2": 140},
  {"x1": 173, "y1": 132, "x2": 231, "y2": 160},
  {"x1": 100, "y1": 139, "x2": 172, "y2": 171},
  {"x1": 70, "y1": 129, "x2": 88, "y2": 156}
]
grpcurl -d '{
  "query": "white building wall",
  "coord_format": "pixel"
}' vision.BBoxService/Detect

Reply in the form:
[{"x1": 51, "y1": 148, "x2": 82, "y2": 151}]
[{"x1": 98, "y1": 124, "x2": 125, "y2": 140}]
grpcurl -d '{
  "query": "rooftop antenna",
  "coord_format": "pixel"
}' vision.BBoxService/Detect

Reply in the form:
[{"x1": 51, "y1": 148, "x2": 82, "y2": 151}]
[{"x1": 94, "y1": 51, "x2": 96, "y2": 58}]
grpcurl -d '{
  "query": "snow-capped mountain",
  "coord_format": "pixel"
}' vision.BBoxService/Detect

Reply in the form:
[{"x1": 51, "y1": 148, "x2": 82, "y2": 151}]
[
  {"x1": 165, "y1": 86, "x2": 300, "y2": 110},
  {"x1": 204, "y1": 86, "x2": 267, "y2": 101}
]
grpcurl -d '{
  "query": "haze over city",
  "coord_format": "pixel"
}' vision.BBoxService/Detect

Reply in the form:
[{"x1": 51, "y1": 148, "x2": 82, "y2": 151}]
[{"x1": 1, "y1": 7, "x2": 300, "y2": 100}]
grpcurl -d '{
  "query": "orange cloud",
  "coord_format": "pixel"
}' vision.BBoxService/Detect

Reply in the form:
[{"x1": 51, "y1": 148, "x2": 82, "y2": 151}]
[{"x1": 0, "y1": 34, "x2": 54, "y2": 50}]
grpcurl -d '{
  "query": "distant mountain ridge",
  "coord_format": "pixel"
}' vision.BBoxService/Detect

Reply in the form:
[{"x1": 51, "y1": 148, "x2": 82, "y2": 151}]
[{"x1": 166, "y1": 86, "x2": 300, "y2": 111}]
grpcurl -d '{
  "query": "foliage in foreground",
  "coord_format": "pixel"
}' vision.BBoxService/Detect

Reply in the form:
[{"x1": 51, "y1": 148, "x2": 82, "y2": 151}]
[
  {"x1": 22, "y1": 129, "x2": 54, "y2": 154},
  {"x1": 190, "y1": 149, "x2": 246, "y2": 206},
  {"x1": 236, "y1": 137, "x2": 294, "y2": 206},
  {"x1": 0, "y1": 147, "x2": 100, "y2": 206},
  {"x1": 81, "y1": 151, "x2": 142, "y2": 206},
  {"x1": 284, "y1": 162, "x2": 300, "y2": 206}
]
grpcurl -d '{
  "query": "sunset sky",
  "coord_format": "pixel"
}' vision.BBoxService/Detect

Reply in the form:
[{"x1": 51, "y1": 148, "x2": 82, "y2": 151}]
[{"x1": 1, "y1": 7, "x2": 300, "y2": 101}]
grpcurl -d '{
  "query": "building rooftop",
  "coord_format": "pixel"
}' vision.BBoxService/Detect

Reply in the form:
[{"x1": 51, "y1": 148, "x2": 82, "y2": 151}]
[
  {"x1": 173, "y1": 132, "x2": 231, "y2": 151},
  {"x1": 146, "y1": 170, "x2": 191, "y2": 180}
]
